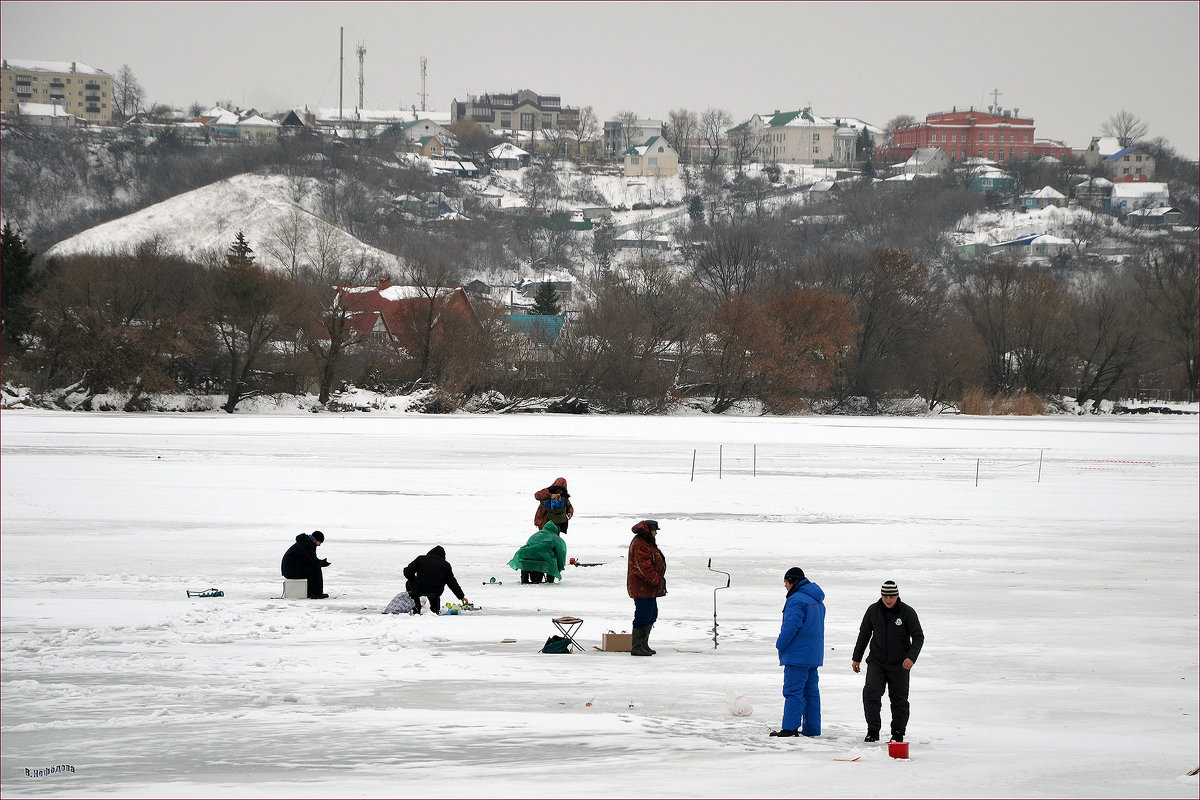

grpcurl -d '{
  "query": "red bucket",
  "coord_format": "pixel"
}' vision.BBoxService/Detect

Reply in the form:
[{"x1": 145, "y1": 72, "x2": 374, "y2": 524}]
[{"x1": 888, "y1": 741, "x2": 909, "y2": 759}]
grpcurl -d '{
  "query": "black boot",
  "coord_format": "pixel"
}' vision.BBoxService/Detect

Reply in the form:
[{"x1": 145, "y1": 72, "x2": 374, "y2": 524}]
[
  {"x1": 864, "y1": 732, "x2": 879, "y2": 742},
  {"x1": 770, "y1": 729, "x2": 800, "y2": 737},
  {"x1": 630, "y1": 626, "x2": 653, "y2": 656},
  {"x1": 643, "y1": 623, "x2": 657, "y2": 655}
]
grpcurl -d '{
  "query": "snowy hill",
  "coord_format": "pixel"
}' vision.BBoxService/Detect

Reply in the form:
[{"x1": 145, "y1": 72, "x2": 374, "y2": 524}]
[{"x1": 44, "y1": 173, "x2": 399, "y2": 271}]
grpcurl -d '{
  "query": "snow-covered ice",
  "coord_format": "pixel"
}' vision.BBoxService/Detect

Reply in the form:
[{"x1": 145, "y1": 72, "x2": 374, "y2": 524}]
[{"x1": 2, "y1": 411, "x2": 1197, "y2": 797}]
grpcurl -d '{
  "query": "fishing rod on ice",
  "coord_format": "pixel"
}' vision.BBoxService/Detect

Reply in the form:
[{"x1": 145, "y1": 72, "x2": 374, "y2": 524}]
[{"x1": 707, "y1": 558, "x2": 731, "y2": 649}]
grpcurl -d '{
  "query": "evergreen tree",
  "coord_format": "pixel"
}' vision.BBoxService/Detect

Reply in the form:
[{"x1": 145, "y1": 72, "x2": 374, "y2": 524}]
[
  {"x1": 1, "y1": 222, "x2": 38, "y2": 349},
  {"x1": 532, "y1": 280, "x2": 562, "y2": 315},
  {"x1": 857, "y1": 127, "x2": 875, "y2": 161},
  {"x1": 592, "y1": 222, "x2": 614, "y2": 276},
  {"x1": 688, "y1": 195, "x2": 705, "y2": 226},
  {"x1": 227, "y1": 230, "x2": 255, "y2": 267}
]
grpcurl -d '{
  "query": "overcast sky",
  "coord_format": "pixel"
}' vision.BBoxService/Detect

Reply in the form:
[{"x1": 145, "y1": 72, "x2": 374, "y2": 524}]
[{"x1": 3, "y1": 1, "x2": 1197, "y2": 158}]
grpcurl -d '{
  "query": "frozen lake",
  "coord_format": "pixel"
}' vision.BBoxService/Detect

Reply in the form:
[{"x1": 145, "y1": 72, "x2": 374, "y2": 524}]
[{"x1": 2, "y1": 410, "x2": 1197, "y2": 797}]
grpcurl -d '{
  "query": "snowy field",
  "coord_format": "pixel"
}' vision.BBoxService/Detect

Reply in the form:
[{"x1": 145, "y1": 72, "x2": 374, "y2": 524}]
[{"x1": 1, "y1": 411, "x2": 1197, "y2": 798}]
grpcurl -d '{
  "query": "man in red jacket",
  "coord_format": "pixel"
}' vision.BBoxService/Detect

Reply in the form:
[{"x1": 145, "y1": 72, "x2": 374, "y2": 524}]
[{"x1": 626, "y1": 519, "x2": 666, "y2": 657}]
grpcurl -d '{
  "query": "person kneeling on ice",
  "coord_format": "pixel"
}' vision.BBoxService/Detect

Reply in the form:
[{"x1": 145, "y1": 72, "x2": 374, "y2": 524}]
[
  {"x1": 508, "y1": 520, "x2": 567, "y2": 584},
  {"x1": 403, "y1": 545, "x2": 468, "y2": 614},
  {"x1": 771, "y1": 566, "x2": 825, "y2": 738},
  {"x1": 281, "y1": 531, "x2": 331, "y2": 599}
]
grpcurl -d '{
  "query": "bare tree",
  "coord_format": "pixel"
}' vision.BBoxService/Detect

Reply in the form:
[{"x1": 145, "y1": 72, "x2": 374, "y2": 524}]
[
  {"x1": 448, "y1": 118, "x2": 493, "y2": 163},
  {"x1": 1100, "y1": 110, "x2": 1149, "y2": 147},
  {"x1": 261, "y1": 207, "x2": 312, "y2": 281},
  {"x1": 958, "y1": 259, "x2": 1073, "y2": 395},
  {"x1": 569, "y1": 257, "x2": 700, "y2": 411},
  {"x1": 208, "y1": 233, "x2": 307, "y2": 413},
  {"x1": 112, "y1": 64, "x2": 146, "y2": 122},
  {"x1": 613, "y1": 111, "x2": 641, "y2": 155},
  {"x1": 568, "y1": 105, "x2": 600, "y2": 160},
  {"x1": 297, "y1": 244, "x2": 383, "y2": 405},
  {"x1": 699, "y1": 108, "x2": 733, "y2": 169},
  {"x1": 666, "y1": 109, "x2": 698, "y2": 164},
  {"x1": 884, "y1": 114, "x2": 917, "y2": 143},
  {"x1": 689, "y1": 217, "x2": 770, "y2": 302},
  {"x1": 1133, "y1": 244, "x2": 1200, "y2": 394},
  {"x1": 400, "y1": 252, "x2": 467, "y2": 384},
  {"x1": 1070, "y1": 268, "x2": 1150, "y2": 412},
  {"x1": 727, "y1": 123, "x2": 762, "y2": 173}
]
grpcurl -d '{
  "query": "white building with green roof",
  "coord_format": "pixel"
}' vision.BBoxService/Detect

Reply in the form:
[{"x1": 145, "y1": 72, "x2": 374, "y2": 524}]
[{"x1": 730, "y1": 107, "x2": 876, "y2": 166}]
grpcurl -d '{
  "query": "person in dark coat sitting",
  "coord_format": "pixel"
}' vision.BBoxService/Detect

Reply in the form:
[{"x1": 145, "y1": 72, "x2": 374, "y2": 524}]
[
  {"x1": 403, "y1": 545, "x2": 468, "y2": 614},
  {"x1": 281, "y1": 531, "x2": 330, "y2": 599}
]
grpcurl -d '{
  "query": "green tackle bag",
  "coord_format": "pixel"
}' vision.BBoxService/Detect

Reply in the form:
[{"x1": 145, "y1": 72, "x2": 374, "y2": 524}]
[{"x1": 540, "y1": 635, "x2": 572, "y2": 654}]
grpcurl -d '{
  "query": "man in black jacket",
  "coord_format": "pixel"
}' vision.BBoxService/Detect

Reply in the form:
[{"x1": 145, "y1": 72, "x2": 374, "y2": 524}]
[
  {"x1": 281, "y1": 531, "x2": 331, "y2": 599},
  {"x1": 851, "y1": 580, "x2": 924, "y2": 743},
  {"x1": 403, "y1": 545, "x2": 468, "y2": 614}
]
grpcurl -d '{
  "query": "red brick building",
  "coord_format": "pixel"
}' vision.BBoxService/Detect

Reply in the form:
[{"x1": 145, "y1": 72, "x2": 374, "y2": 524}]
[{"x1": 891, "y1": 108, "x2": 1071, "y2": 163}]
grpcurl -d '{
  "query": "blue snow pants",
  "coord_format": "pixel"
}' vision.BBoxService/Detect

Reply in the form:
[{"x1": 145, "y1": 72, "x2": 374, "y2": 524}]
[{"x1": 781, "y1": 665, "x2": 821, "y2": 735}]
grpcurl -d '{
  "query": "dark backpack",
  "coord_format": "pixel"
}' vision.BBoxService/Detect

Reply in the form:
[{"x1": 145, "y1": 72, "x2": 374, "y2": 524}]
[{"x1": 541, "y1": 635, "x2": 572, "y2": 654}]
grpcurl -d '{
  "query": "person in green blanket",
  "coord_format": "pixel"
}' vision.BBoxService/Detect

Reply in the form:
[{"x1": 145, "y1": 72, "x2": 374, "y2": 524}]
[{"x1": 508, "y1": 520, "x2": 567, "y2": 584}]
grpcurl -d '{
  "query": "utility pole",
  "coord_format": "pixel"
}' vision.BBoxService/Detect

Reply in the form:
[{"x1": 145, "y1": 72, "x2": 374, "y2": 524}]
[
  {"x1": 419, "y1": 56, "x2": 428, "y2": 112},
  {"x1": 357, "y1": 42, "x2": 366, "y2": 110},
  {"x1": 338, "y1": 27, "x2": 343, "y2": 122}
]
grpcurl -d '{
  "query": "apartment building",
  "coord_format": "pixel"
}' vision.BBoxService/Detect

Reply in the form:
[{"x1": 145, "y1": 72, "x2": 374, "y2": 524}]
[
  {"x1": 451, "y1": 89, "x2": 580, "y2": 133},
  {"x1": 1, "y1": 59, "x2": 113, "y2": 125}
]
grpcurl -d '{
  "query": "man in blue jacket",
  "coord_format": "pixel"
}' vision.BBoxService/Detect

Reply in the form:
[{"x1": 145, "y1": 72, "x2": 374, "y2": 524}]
[{"x1": 771, "y1": 566, "x2": 826, "y2": 738}]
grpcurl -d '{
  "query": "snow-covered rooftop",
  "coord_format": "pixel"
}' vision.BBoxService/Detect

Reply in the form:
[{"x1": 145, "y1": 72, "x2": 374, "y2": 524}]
[
  {"x1": 1111, "y1": 181, "x2": 1169, "y2": 198},
  {"x1": 18, "y1": 102, "x2": 75, "y2": 118},
  {"x1": 2, "y1": 58, "x2": 107, "y2": 75},
  {"x1": 237, "y1": 115, "x2": 280, "y2": 128},
  {"x1": 489, "y1": 142, "x2": 530, "y2": 159}
]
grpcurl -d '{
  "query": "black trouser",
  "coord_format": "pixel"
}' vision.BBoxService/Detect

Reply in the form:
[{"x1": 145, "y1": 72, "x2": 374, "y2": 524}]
[
  {"x1": 284, "y1": 565, "x2": 323, "y2": 598},
  {"x1": 521, "y1": 570, "x2": 554, "y2": 584},
  {"x1": 863, "y1": 660, "x2": 910, "y2": 737},
  {"x1": 407, "y1": 591, "x2": 441, "y2": 614}
]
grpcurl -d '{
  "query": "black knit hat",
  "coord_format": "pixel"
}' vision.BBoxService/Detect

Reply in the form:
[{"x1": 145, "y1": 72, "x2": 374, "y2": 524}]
[
  {"x1": 784, "y1": 567, "x2": 805, "y2": 582},
  {"x1": 312, "y1": 531, "x2": 325, "y2": 543},
  {"x1": 881, "y1": 580, "x2": 899, "y2": 597}
]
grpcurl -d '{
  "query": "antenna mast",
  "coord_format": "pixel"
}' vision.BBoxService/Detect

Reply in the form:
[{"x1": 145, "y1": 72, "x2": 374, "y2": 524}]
[
  {"x1": 338, "y1": 27, "x2": 343, "y2": 121},
  {"x1": 420, "y1": 56, "x2": 428, "y2": 112},
  {"x1": 357, "y1": 42, "x2": 366, "y2": 109}
]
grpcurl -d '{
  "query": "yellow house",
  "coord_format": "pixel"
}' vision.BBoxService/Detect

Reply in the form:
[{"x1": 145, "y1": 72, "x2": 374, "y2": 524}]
[
  {"x1": 622, "y1": 135, "x2": 679, "y2": 178},
  {"x1": 1, "y1": 58, "x2": 113, "y2": 125}
]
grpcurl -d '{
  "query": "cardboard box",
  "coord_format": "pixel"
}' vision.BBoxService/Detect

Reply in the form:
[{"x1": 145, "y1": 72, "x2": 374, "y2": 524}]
[{"x1": 601, "y1": 632, "x2": 632, "y2": 652}]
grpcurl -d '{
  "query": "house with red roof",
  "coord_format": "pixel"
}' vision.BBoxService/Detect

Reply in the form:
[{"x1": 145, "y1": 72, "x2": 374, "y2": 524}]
[{"x1": 331, "y1": 275, "x2": 479, "y2": 355}]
